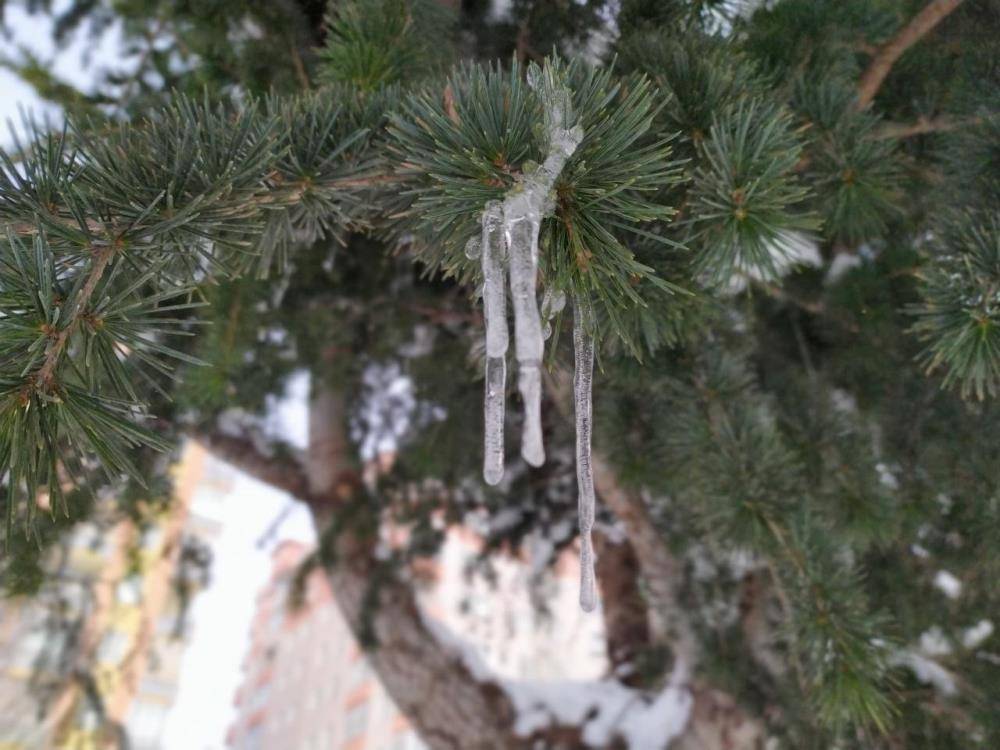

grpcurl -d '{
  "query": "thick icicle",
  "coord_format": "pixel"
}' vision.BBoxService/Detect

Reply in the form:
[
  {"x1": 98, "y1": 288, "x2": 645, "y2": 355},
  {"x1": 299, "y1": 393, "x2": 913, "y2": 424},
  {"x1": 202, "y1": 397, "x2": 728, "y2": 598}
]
[
  {"x1": 573, "y1": 297, "x2": 597, "y2": 612},
  {"x1": 506, "y1": 212, "x2": 546, "y2": 466},
  {"x1": 481, "y1": 201, "x2": 508, "y2": 484},
  {"x1": 482, "y1": 201, "x2": 507, "y2": 358},
  {"x1": 483, "y1": 356, "x2": 506, "y2": 485},
  {"x1": 503, "y1": 69, "x2": 583, "y2": 468}
]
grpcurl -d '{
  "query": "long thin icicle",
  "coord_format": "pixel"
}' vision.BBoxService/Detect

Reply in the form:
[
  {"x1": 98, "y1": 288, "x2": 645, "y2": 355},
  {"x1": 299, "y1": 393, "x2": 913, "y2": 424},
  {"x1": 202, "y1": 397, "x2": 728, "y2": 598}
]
[
  {"x1": 503, "y1": 68, "x2": 583, "y2": 467},
  {"x1": 483, "y1": 356, "x2": 506, "y2": 485},
  {"x1": 573, "y1": 296, "x2": 597, "y2": 612},
  {"x1": 482, "y1": 201, "x2": 507, "y2": 359},
  {"x1": 481, "y1": 201, "x2": 507, "y2": 485}
]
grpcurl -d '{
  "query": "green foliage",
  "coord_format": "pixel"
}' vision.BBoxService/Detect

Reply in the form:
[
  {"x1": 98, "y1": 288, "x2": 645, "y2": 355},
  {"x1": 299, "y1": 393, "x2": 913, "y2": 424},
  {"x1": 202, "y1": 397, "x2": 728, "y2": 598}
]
[
  {"x1": 617, "y1": 31, "x2": 762, "y2": 147},
  {"x1": 784, "y1": 527, "x2": 897, "y2": 735},
  {"x1": 2, "y1": 1, "x2": 1000, "y2": 745},
  {"x1": 792, "y1": 79, "x2": 903, "y2": 245},
  {"x1": 912, "y1": 211, "x2": 1000, "y2": 399},
  {"x1": 687, "y1": 98, "x2": 817, "y2": 284},
  {"x1": 741, "y1": 0, "x2": 895, "y2": 79},
  {"x1": 252, "y1": 88, "x2": 386, "y2": 274},
  {"x1": 318, "y1": 0, "x2": 455, "y2": 91},
  {"x1": 389, "y1": 58, "x2": 686, "y2": 355}
]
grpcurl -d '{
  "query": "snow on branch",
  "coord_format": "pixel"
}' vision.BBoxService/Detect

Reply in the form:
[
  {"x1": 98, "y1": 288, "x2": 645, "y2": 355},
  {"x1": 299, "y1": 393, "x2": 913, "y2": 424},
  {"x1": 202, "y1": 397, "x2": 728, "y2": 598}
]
[{"x1": 421, "y1": 609, "x2": 693, "y2": 749}]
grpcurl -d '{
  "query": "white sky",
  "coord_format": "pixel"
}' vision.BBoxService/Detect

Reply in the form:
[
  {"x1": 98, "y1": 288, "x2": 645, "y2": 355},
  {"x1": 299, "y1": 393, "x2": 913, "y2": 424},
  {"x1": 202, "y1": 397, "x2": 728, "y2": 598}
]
[
  {"x1": 0, "y1": 1, "x2": 122, "y2": 147},
  {"x1": 1, "y1": 10, "x2": 318, "y2": 748}
]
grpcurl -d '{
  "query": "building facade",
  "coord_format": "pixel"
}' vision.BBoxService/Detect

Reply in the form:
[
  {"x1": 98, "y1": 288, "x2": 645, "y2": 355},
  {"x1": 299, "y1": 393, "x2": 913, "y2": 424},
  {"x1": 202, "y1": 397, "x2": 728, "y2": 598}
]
[
  {"x1": 227, "y1": 527, "x2": 606, "y2": 750},
  {"x1": 226, "y1": 541, "x2": 423, "y2": 750},
  {"x1": 0, "y1": 442, "x2": 221, "y2": 750}
]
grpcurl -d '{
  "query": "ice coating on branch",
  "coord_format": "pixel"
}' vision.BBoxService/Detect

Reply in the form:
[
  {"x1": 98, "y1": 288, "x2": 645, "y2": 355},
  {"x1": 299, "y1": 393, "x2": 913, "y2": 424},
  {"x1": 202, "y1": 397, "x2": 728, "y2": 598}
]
[
  {"x1": 465, "y1": 234, "x2": 482, "y2": 260},
  {"x1": 484, "y1": 356, "x2": 506, "y2": 485},
  {"x1": 542, "y1": 288, "x2": 567, "y2": 317},
  {"x1": 503, "y1": 67, "x2": 583, "y2": 468},
  {"x1": 574, "y1": 297, "x2": 597, "y2": 612},
  {"x1": 541, "y1": 287, "x2": 566, "y2": 340},
  {"x1": 475, "y1": 64, "x2": 586, "y2": 523}
]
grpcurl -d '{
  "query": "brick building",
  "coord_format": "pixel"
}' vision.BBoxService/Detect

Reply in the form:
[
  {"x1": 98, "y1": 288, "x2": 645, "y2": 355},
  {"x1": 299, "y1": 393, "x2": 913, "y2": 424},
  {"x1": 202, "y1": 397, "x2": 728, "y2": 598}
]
[
  {"x1": 226, "y1": 541, "x2": 423, "y2": 750},
  {"x1": 227, "y1": 526, "x2": 606, "y2": 750},
  {"x1": 0, "y1": 442, "x2": 222, "y2": 750}
]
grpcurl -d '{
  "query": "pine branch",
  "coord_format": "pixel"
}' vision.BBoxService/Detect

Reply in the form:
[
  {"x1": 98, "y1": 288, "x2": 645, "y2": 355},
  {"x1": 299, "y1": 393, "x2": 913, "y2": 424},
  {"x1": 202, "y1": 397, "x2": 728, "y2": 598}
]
[
  {"x1": 192, "y1": 430, "x2": 318, "y2": 507},
  {"x1": 32, "y1": 243, "x2": 117, "y2": 392},
  {"x1": 856, "y1": 0, "x2": 965, "y2": 110}
]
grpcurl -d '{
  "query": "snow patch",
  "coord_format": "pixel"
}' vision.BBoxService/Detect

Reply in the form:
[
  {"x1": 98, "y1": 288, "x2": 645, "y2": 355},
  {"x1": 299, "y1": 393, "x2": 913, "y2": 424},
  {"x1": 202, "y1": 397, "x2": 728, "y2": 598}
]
[
  {"x1": 962, "y1": 620, "x2": 994, "y2": 650},
  {"x1": 933, "y1": 570, "x2": 962, "y2": 600},
  {"x1": 825, "y1": 253, "x2": 862, "y2": 284},
  {"x1": 875, "y1": 462, "x2": 899, "y2": 491},
  {"x1": 507, "y1": 678, "x2": 691, "y2": 748},
  {"x1": 919, "y1": 626, "x2": 952, "y2": 657},
  {"x1": 894, "y1": 651, "x2": 957, "y2": 696},
  {"x1": 723, "y1": 230, "x2": 821, "y2": 294},
  {"x1": 422, "y1": 604, "x2": 692, "y2": 748}
]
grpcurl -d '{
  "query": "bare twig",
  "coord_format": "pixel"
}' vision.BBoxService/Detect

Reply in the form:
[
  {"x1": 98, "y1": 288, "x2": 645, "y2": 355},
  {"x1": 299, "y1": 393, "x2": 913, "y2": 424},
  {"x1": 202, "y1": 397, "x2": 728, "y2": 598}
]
[
  {"x1": 289, "y1": 36, "x2": 311, "y2": 89},
  {"x1": 856, "y1": 0, "x2": 965, "y2": 110},
  {"x1": 875, "y1": 114, "x2": 983, "y2": 139}
]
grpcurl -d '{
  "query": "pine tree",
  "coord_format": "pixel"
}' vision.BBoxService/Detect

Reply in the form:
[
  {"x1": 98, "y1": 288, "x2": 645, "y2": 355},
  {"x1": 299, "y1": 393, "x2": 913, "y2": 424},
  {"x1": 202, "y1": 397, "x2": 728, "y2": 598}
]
[{"x1": 1, "y1": 1, "x2": 999, "y2": 748}]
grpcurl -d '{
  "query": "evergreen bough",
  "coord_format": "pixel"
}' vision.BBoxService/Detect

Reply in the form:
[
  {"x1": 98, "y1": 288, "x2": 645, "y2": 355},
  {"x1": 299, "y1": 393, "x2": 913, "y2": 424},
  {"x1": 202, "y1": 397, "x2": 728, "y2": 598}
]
[{"x1": 1, "y1": 0, "x2": 998, "y2": 747}]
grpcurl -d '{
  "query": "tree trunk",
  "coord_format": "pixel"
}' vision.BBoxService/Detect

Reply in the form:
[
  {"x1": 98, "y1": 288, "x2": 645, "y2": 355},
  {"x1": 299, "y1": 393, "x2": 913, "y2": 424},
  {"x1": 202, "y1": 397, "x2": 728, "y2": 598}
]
[{"x1": 203, "y1": 383, "x2": 767, "y2": 749}]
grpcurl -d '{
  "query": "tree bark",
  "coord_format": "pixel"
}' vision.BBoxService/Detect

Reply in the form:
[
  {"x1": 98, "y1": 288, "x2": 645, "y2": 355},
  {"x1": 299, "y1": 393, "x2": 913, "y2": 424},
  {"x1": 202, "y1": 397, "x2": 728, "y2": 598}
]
[
  {"x1": 302, "y1": 387, "x2": 586, "y2": 748},
  {"x1": 200, "y1": 383, "x2": 767, "y2": 749},
  {"x1": 856, "y1": 0, "x2": 965, "y2": 110},
  {"x1": 594, "y1": 531, "x2": 652, "y2": 684}
]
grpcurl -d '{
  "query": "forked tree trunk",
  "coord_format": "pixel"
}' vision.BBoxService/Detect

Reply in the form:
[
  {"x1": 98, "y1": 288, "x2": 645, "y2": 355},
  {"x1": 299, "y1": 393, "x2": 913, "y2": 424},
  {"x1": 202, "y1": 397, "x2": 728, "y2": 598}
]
[{"x1": 205, "y1": 383, "x2": 765, "y2": 749}]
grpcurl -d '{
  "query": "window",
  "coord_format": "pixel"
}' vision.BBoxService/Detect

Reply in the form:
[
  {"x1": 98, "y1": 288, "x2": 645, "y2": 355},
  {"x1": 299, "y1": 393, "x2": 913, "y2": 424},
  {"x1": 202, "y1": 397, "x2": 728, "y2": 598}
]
[
  {"x1": 117, "y1": 575, "x2": 143, "y2": 605},
  {"x1": 140, "y1": 526, "x2": 164, "y2": 551},
  {"x1": 348, "y1": 658, "x2": 370, "y2": 689},
  {"x1": 97, "y1": 630, "x2": 130, "y2": 665},
  {"x1": 388, "y1": 732, "x2": 427, "y2": 750},
  {"x1": 243, "y1": 726, "x2": 263, "y2": 750},
  {"x1": 343, "y1": 701, "x2": 369, "y2": 739}
]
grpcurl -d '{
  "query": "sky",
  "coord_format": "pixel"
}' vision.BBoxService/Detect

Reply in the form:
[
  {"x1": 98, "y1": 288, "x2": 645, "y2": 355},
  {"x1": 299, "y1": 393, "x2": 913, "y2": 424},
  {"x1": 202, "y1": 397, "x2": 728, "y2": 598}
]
[
  {"x1": 0, "y1": 2, "x2": 117, "y2": 146},
  {"x1": 1, "y1": 9, "x2": 317, "y2": 748}
]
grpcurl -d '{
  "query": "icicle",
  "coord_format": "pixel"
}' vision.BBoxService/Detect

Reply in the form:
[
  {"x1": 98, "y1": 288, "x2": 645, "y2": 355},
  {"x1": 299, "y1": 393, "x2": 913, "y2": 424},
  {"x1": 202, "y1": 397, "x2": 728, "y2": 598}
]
[
  {"x1": 476, "y1": 63, "x2": 583, "y2": 484},
  {"x1": 540, "y1": 288, "x2": 565, "y2": 340},
  {"x1": 506, "y1": 210, "x2": 546, "y2": 466},
  {"x1": 483, "y1": 356, "x2": 506, "y2": 485},
  {"x1": 481, "y1": 201, "x2": 507, "y2": 485},
  {"x1": 502, "y1": 67, "x2": 583, "y2": 468},
  {"x1": 573, "y1": 296, "x2": 597, "y2": 612},
  {"x1": 482, "y1": 201, "x2": 507, "y2": 358},
  {"x1": 542, "y1": 288, "x2": 567, "y2": 317}
]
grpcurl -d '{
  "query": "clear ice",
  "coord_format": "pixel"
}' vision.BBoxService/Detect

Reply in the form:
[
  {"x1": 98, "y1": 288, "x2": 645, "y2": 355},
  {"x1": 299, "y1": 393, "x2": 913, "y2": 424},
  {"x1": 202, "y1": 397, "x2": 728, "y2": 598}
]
[
  {"x1": 483, "y1": 355, "x2": 506, "y2": 485},
  {"x1": 481, "y1": 201, "x2": 507, "y2": 484},
  {"x1": 473, "y1": 64, "x2": 598, "y2": 613},
  {"x1": 574, "y1": 296, "x2": 597, "y2": 612},
  {"x1": 501, "y1": 67, "x2": 583, "y2": 468}
]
